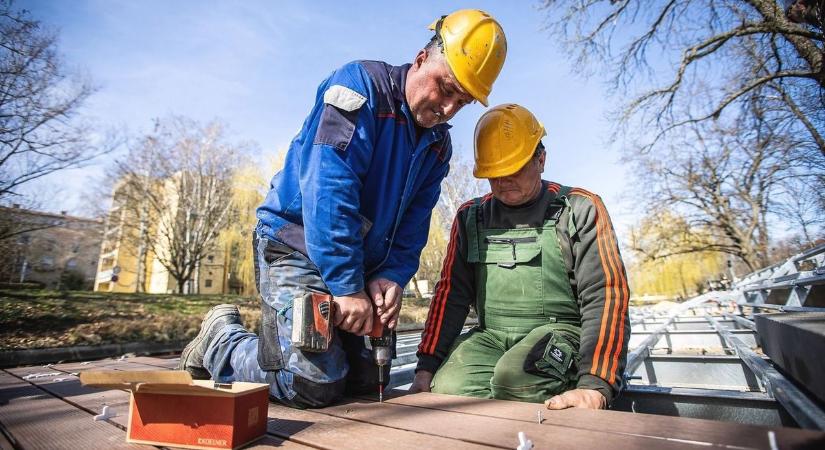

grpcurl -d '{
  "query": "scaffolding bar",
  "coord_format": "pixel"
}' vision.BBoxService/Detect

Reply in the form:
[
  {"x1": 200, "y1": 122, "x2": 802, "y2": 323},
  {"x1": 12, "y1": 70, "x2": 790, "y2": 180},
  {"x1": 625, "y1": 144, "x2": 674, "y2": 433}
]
[
  {"x1": 722, "y1": 313, "x2": 756, "y2": 331},
  {"x1": 745, "y1": 304, "x2": 825, "y2": 313},
  {"x1": 705, "y1": 315, "x2": 825, "y2": 430},
  {"x1": 625, "y1": 314, "x2": 679, "y2": 375}
]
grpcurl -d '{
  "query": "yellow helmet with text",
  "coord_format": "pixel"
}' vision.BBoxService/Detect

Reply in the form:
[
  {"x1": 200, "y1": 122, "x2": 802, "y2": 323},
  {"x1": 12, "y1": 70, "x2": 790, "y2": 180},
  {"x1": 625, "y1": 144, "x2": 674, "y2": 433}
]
[
  {"x1": 473, "y1": 104, "x2": 546, "y2": 179},
  {"x1": 428, "y1": 9, "x2": 507, "y2": 107}
]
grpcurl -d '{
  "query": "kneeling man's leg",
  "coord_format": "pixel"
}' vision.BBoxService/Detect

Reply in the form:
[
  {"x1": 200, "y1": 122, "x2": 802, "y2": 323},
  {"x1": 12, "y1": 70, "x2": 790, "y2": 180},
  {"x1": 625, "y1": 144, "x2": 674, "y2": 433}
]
[
  {"x1": 491, "y1": 323, "x2": 580, "y2": 403},
  {"x1": 199, "y1": 236, "x2": 348, "y2": 409},
  {"x1": 431, "y1": 328, "x2": 504, "y2": 398}
]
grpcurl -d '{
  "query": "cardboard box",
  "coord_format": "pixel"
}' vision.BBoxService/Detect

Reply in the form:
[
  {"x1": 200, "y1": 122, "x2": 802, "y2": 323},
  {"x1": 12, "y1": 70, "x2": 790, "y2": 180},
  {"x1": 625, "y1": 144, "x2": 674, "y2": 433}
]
[{"x1": 80, "y1": 370, "x2": 269, "y2": 450}]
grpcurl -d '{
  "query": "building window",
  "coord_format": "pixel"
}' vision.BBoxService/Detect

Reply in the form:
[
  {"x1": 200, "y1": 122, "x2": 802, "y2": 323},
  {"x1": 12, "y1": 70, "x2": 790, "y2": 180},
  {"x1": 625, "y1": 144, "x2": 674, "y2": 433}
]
[
  {"x1": 205, "y1": 279, "x2": 213, "y2": 288},
  {"x1": 207, "y1": 255, "x2": 214, "y2": 263}
]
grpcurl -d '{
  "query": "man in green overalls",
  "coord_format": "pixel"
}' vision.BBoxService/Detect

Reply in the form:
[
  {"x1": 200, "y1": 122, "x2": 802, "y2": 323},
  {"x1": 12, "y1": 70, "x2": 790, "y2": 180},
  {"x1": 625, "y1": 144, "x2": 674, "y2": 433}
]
[{"x1": 411, "y1": 104, "x2": 630, "y2": 409}]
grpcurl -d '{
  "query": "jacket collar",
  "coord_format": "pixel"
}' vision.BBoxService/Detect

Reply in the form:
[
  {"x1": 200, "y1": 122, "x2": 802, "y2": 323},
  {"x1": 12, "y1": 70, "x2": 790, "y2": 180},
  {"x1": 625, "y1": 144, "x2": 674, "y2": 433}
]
[{"x1": 389, "y1": 63, "x2": 410, "y2": 103}]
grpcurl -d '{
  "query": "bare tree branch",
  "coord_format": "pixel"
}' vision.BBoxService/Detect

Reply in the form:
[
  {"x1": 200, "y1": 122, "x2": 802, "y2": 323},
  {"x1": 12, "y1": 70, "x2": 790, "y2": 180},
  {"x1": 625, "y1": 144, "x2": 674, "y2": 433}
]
[
  {"x1": 107, "y1": 117, "x2": 245, "y2": 293},
  {"x1": 0, "y1": 1, "x2": 113, "y2": 202}
]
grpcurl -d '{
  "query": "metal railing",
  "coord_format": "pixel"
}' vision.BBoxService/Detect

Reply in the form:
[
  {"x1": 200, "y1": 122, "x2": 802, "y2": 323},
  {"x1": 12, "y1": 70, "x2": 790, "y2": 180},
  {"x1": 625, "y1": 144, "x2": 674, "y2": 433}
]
[
  {"x1": 705, "y1": 315, "x2": 825, "y2": 430},
  {"x1": 733, "y1": 243, "x2": 825, "y2": 308}
]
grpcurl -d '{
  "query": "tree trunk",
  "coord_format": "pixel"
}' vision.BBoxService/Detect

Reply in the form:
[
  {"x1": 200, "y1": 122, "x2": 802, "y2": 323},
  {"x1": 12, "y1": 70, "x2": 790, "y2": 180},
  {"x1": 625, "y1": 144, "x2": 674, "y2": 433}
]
[
  {"x1": 135, "y1": 200, "x2": 148, "y2": 293},
  {"x1": 411, "y1": 275, "x2": 424, "y2": 299}
]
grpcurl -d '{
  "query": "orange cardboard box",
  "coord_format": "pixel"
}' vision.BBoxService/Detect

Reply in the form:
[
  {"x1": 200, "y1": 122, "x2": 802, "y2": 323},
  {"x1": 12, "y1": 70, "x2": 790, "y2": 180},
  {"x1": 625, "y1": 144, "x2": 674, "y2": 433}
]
[{"x1": 80, "y1": 370, "x2": 268, "y2": 450}]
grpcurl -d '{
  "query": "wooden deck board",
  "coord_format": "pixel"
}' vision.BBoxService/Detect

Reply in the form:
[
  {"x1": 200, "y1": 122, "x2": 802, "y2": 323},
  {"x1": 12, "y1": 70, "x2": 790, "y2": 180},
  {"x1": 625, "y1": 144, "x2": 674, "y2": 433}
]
[
  {"x1": 0, "y1": 371, "x2": 142, "y2": 450},
  {"x1": 369, "y1": 390, "x2": 825, "y2": 450},
  {"x1": 4, "y1": 369, "x2": 133, "y2": 429},
  {"x1": 3, "y1": 355, "x2": 825, "y2": 449},
  {"x1": 0, "y1": 427, "x2": 14, "y2": 450},
  {"x1": 314, "y1": 397, "x2": 705, "y2": 450},
  {"x1": 124, "y1": 355, "x2": 180, "y2": 369},
  {"x1": 246, "y1": 435, "x2": 317, "y2": 449},
  {"x1": 267, "y1": 402, "x2": 494, "y2": 449},
  {"x1": 6, "y1": 359, "x2": 170, "y2": 376}
]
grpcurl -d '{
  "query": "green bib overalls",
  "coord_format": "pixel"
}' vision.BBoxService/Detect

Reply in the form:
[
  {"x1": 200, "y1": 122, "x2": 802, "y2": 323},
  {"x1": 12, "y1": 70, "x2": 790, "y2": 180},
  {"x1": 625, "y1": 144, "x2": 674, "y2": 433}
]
[{"x1": 431, "y1": 187, "x2": 582, "y2": 403}]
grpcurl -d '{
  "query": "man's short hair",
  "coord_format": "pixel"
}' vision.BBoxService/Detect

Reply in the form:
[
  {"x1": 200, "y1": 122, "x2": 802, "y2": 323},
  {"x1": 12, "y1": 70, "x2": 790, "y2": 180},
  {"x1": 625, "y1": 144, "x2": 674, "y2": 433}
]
[
  {"x1": 425, "y1": 33, "x2": 445, "y2": 56},
  {"x1": 533, "y1": 141, "x2": 545, "y2": 159}
]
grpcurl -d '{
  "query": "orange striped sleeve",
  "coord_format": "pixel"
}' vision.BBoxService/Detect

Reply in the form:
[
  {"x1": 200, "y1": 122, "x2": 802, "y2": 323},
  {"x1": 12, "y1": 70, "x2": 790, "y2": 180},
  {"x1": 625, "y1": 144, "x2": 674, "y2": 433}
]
[
  {"x1": 569, "y1": 188, "x2": 629, "y2": 384},
  {"x1": 420, "y1": 199, "x2": 475, "y2": 354}
]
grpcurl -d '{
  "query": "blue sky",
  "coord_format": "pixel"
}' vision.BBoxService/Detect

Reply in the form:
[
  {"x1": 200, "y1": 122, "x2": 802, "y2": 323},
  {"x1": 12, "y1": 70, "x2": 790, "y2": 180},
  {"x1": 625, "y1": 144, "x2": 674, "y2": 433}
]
[{"x1": 22, "y1": 0, "x2": 632, "y2": 234}]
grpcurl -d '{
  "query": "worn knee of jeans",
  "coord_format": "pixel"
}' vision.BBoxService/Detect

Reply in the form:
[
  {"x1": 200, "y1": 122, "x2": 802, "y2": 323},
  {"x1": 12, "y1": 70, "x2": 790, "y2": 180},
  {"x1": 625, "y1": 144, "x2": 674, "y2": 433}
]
[{"x1": 282, "y1": 375, "x2": 346, "y2": 409}]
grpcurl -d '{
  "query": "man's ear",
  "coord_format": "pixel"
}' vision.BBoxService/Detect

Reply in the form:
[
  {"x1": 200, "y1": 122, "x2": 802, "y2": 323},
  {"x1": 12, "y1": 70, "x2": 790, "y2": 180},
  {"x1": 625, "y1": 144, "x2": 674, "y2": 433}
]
[
  {"x1": 538, "y1": 150, "x2": 547, "y2": 171},
  {"x1": 412, "y1": 49, "x2": 428, "y2": 71}
]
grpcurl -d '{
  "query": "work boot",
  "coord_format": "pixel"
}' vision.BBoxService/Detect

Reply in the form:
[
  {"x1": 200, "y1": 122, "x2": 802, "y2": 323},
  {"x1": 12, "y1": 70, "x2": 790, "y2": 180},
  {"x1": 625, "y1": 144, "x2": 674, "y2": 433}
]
[{"x1": 178, "y1": 304, "x2": 242, "y2": 380}]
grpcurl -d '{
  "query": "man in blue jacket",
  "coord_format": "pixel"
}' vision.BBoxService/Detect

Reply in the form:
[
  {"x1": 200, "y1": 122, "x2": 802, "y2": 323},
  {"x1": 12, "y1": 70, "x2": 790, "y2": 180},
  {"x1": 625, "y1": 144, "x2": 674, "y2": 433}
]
[{"x1": 179, "y1": 9, "x2": 508, "y2": 408}]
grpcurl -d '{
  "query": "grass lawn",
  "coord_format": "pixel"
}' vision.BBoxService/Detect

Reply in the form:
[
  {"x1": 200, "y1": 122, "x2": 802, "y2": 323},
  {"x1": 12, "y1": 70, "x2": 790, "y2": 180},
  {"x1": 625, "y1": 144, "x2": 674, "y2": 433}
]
[{"x1": 0, "y1": 289, "x2": 433, "y2": 351}]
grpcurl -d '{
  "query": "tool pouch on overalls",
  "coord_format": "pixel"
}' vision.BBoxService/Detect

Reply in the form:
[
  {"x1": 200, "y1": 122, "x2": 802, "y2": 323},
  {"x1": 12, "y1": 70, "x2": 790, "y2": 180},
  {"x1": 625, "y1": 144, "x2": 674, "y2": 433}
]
[
  {"x1": 291, "y1": 292, "x2": 334, "y2": 352},
  {"x1": 523, "y1": 324, "x2": 580, "y2": 384}
]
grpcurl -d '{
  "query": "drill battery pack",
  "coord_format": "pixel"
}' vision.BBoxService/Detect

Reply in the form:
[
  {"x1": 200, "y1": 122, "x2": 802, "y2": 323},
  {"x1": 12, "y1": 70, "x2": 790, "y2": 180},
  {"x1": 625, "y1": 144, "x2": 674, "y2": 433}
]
[{"x1": 291, "y1": 292, "x2": 334, "y2": 352}]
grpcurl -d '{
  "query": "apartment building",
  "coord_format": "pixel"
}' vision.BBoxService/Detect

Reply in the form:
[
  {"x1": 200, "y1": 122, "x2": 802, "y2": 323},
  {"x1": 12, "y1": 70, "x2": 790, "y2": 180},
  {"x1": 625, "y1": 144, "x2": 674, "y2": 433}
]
[
  {"x1": 0, "y1": 206, "x2": 103, "y2": 289},
  {"x1": 93, "y1": 179, "x2": 232, "y2": 294}
]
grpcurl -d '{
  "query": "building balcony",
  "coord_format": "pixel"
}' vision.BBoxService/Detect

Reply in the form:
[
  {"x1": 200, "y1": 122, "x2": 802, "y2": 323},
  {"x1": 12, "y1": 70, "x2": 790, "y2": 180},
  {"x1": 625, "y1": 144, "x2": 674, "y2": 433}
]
[{"x1": 96, "y1": 269, "x2": 113, "y2": 283}]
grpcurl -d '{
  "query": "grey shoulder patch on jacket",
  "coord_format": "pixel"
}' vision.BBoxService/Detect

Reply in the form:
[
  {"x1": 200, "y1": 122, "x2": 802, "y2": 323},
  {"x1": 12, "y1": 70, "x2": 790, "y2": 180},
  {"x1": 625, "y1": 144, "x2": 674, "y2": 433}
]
[
  {"x1": 314, "y1": 84, "x2": 365, "y2": 151},
  {"x1": 323, "y1": 85, "x2": 366, "y2": 111}
]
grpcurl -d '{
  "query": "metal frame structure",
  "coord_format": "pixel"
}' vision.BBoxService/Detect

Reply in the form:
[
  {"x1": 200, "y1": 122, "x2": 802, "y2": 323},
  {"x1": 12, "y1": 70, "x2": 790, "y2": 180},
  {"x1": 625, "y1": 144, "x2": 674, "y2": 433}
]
[
  {"x1": 706, "y1": 315, "x2": 825, "y2": 429},
  {"x1": 735, "y1": 243, "x2": 825, "y2": 308},
  {"x1": 619, "y1": 245, "x2": 825, "y2": 430}
]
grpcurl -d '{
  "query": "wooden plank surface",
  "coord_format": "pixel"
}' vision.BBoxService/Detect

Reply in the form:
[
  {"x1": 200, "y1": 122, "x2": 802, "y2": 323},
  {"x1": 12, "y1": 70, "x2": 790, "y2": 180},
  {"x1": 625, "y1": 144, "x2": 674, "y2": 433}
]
[
  {"x1": 2, "y1": 361, "x2": 316, "y2": 449},
  {"x1": 4, "y1": 365, "x2": 134, "y2": 429},
  {"x1": 0, "y1": 371, "x2": 143, "y2": 450},
  {"x1": 247, "y1": 435, "x2": 317, "y2": 449},
  {"x1": 0, "y1": 422, "x2": 15, "y2": 450},
  {"x1": 125, "y1": 355, "x2": 179, "y2": 370},
  {"x1": 371, "y1": 391, "x2": 825, "y2": 450},
  {"x1": 267, "y1": 402, "x2": 494, "y2": 449},
  {"x1": 5, "y1": 355, "x2": 825, "y2": 450},
  {"x1": 314, "y1": 397, "x2": 704, "y2": 449}
]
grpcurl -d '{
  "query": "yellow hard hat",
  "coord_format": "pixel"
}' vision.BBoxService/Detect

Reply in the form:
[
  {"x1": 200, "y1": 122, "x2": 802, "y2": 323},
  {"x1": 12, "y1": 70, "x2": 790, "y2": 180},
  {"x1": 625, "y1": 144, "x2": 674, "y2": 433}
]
[
  {"x1": 473, "y1": 104, "x2": 546, "y2": 179},
  {"x1": 429, "y1": 9, "x2": 507, "y2": 107}
]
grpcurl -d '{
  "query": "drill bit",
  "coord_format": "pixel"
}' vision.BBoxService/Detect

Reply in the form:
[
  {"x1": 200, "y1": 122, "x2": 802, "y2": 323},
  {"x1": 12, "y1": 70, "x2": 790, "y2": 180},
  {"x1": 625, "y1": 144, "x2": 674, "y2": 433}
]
[
  {"x1": 378, "y1": 365, "x2": 385, "y2": 402},
  {"x1": 370, "y1": 322, "x2": 391, "y2": 404}
]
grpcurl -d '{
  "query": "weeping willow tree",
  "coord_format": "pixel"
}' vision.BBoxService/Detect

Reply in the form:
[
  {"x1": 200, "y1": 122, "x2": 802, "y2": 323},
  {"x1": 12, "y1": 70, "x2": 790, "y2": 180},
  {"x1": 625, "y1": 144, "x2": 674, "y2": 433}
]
[
  {"x1": 628, "y1": 210, "x2": 728, "y2": 298},
  {"x1": 219, "y1": 153, "x2": 286, "y2": 296},
  {"x1": 412, "y1": 156, "x2": 487, "y2": 298}
]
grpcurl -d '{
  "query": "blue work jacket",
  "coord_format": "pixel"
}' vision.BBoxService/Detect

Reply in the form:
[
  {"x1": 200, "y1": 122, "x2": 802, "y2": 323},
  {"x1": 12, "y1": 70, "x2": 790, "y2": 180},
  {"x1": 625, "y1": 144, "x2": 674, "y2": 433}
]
[{"x1": 256, "y1": 61, "x2": 453, "y2": 296}]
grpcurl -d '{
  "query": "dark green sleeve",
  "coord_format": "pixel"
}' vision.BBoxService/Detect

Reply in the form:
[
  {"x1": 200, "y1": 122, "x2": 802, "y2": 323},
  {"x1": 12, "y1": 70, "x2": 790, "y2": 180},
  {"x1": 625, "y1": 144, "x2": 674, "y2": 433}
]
[{"x1": 566, "y1": 190, "x2": 631, "y2": 404}]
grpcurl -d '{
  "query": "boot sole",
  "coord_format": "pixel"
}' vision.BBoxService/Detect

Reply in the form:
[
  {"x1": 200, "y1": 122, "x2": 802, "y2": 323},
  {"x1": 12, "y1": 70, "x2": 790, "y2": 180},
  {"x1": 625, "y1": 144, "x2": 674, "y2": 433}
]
[{"x1": 178, "y1": 304, "x2": 240, "y2": 376}]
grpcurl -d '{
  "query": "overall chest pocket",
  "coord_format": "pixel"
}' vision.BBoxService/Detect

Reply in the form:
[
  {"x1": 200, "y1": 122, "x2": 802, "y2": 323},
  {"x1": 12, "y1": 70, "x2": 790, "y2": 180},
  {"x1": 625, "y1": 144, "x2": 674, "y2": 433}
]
[{"x1": 478, "y1": 235, "x2": 543, "y2": 314}]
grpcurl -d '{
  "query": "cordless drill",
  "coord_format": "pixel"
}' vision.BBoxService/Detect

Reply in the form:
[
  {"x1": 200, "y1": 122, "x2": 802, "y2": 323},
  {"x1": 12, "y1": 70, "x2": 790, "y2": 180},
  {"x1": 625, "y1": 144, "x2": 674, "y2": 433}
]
[
  {"x1": 368, "y1": 313, "x2": 392, "y2": 402},
  {"x1": 292, "y1": 291, "x2": 392, "y2": 401},
  {"x1": 291, "y1": 292, "x2": 334, "y2": 352}
]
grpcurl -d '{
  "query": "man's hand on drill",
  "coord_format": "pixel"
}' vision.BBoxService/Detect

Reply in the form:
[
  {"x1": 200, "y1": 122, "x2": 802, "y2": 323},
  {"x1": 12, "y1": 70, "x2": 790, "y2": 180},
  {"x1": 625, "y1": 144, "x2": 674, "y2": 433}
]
[
  {"x1": 367, "y1": 277, "x2": 402, "y2": 329},
  {"x1": 332, "y1": 292, "x2": 373, "y2": 336}
]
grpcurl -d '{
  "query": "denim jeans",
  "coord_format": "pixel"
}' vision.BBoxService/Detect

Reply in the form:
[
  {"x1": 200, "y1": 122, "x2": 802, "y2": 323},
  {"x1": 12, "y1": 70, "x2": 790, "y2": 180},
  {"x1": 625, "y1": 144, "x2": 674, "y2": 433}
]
[{"x1": 201, "y1": 232, "x2": 386, "y2": 408}]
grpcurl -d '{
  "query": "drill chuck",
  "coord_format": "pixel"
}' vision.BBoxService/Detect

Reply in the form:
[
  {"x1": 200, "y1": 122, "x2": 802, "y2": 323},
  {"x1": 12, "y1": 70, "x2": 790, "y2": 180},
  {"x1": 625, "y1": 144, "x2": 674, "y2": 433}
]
[{"x1": 372, "y1": 344, "x2": 392, "y2": 367}]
